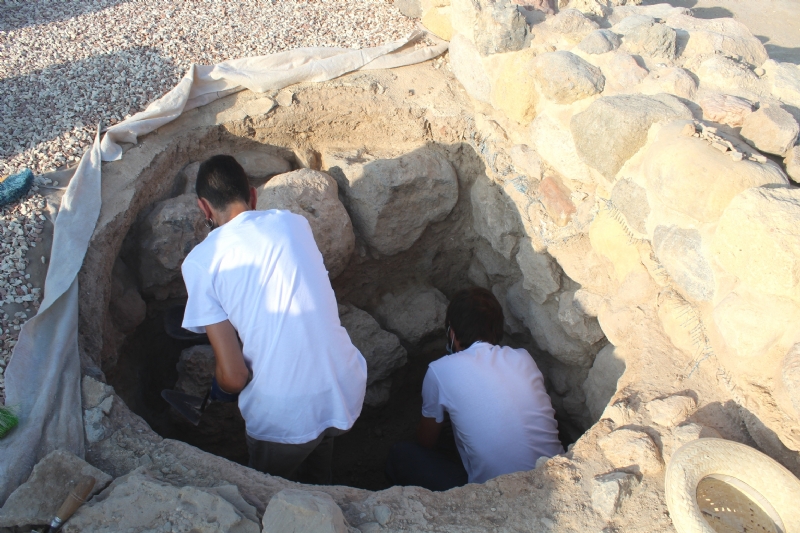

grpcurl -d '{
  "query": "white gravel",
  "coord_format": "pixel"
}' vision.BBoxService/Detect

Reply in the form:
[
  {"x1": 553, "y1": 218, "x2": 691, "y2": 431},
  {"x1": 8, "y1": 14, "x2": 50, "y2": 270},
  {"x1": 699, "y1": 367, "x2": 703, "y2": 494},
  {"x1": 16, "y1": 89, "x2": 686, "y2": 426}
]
[
  {"x1": 0, "y1": 0, "x2": 417, "y2": 176},
  {"x1": 0, "y1": 0, "x2": 417, "y2": 403}
]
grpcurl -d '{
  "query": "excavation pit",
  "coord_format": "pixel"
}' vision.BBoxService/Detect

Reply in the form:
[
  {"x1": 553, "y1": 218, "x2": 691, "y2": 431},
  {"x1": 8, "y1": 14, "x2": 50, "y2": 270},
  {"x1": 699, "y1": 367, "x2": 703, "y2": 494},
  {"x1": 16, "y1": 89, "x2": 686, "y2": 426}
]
[{"x1": 91, "y1": 66, "x2": 612, "y2": 492}]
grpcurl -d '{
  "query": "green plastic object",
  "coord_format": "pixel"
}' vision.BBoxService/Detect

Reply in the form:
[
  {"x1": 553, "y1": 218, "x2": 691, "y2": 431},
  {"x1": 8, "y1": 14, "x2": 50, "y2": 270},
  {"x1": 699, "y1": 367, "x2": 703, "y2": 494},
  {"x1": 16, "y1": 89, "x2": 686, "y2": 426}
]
[{"x1": 0, "y1": 405, "x2": 19, "y2": 438}]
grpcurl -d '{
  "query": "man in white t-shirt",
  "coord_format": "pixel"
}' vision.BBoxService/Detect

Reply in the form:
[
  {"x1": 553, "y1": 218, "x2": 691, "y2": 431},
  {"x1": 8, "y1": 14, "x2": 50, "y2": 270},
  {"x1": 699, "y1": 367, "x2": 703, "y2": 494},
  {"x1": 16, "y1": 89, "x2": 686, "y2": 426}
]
[
  {"x1": 386, "y1": 287, "x2": 563, "y2": 490},
  {"x1": 180, "y1": 155, "x2": 367, "y2": 484}
]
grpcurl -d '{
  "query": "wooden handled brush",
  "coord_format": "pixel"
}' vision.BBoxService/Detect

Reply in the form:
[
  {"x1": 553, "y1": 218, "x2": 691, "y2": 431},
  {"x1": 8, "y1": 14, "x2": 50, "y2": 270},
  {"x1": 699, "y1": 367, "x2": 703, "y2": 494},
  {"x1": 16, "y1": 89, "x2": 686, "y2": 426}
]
[{"x1": 48, "y1": 476, "x2": 96, "y2": 531}]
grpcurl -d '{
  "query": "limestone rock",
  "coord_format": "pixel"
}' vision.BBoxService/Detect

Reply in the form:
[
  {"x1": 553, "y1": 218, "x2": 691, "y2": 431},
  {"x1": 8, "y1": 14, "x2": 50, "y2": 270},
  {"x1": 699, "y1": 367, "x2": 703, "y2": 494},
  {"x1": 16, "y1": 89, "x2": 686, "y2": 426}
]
[
  {"x1": 653, "y1": 225, "x2": 715, "y2": 302},
  {"x1": 262, "y1": 490, "x2": 346, "y2": 533},
  {"x1": 506, "y1": 281, "x2": 599, "y2": 367},
  {"x1": 471, "y1": 178, "x2": 521, "y2": 259},
  {"x1": 577, "y1": 29, "x2": 621, "y2": 55},
  {"x1": 375, "y1": 286, "x2": 448, "y2": 345},
  {"x1": 567, "y1": 0, "x2": 611, "y2": 20},
  {"x1": 324, "y1": 148, "x2": 458, "y2": 256},
  {"x1": 136, "y1": 193, "x2": 206, "y2": 299},
  {"x1": 490, "y1": 49, "x2": 539, "y2": 125},
  {"x1": 599, "y1": 52, "x2": 648, "y2": 94},
  {"x1": 533, "y1": 51, "x2": 605, "y2": 105},
  {"x1": 762, "y1": 60, "x2": 800, "y2": 108},
  {"x1": 583, "y1": 344, "x2": 625, "y2": 421},
  {"x1": 257, "y1": 169, "x2": 355, "y2": 278},
  {"x1": 395, "y1": 0, "x2": 423, "y2": 18},
  {"x1": 539, "y1": 175, "x2": 577, "y2": 227},
  {"x1": 450, "y1": 0, "x2": 480, "y2": 41},
  {"x1": 713, "y1": 292, "x2": 800, "y2": 359},
  {"x1": 108, "y1": 258, "x2": 146, "y2": 334},
  {"x1": 546, "y1": 9, "x2": 600, "y2": 40},
  {"x1": 338, "y1": 304, "x2": 407, "y2": 386},
  {"x1": 175, "y1": 345, "x2": 215, "y2": 397},
  {"x1": 516, "y1": 238, "x2": 560, "y2": 304},
  {"x1": 695, "y1": 56, "x2": 768, "y2": 101},
  {"x1": 610, "y1": 14, "x2": 653, "y2": 37},
  {"x1": 598, "y1": 428, "x2": 663, "y2": 474},
  {"x1": 635, "y1": 121, "x2": 788, "y2": 226},
  {"x1": 530, "y1": 113, "x2": 595, "y2": 185},
  {"x1": 510, "y1": 144, "x2": 543, "y2": 180},
  {"x1": 364, "y1": 379, "x2": 392, "y2": 408},
  {"x1": 621, "y1": 20, "x2": 677, "y2": 60},
  {"x1": 421, "y1": 5, "x2": 453, "y2": 41},
  {"x1": 740, "y1": 105, "x2": 800, "y2": 156},
  {"x1": 0, "y1": 450, "x2": 112, "y2": 528},
  {"x1": 82, "y1": 375, "x2": 114, "y2": 410},
  {"x1": 782, "y1": 343, "x2": 800, "y2": 416},
  {"x1": 699, "y1": 92, "x2": 754, "y2": 128},
  {"x1": 638, "y1": 67, "x2": 697, "y2": 100},
  {"x1": 85, "y1": 396, "x2": 113, "y2": 444},
  {"x1": 571, "y1": 94, "x2": 692, "y2": 180},
  {"x1": 64, "y1": 474, "x2": 259, "y2": 533},
  {"x1": 646, "y1": 395, "x2": 696, "y2": 427},
  {"x1": 558, "y1": 291, "x2": 604, "y2": 344},
  {"x1": 786, "y1": 145, "x2": 800, "y2": 184},
  {"x1": 474, "y1": 0, "x2": 528, "y2": 56},
  {"x1": 180, "y1": 161, "x2": 202, "y2": 194},
  {"x1": 547, "y1": 233, "x2": 617, "y2": 296},
  {"x1": 449, "y1": 34, "x2": 492, "y2": 102},
  {"x1": 610, "y1": 178, "x2": 648, "y2": 235},
  {"x1": 591, "y1": 471, "x2": 639, "y2": 519},
  {"x1": 233, "y1": 150, "x2": 293, "y2": 185},
  {"x1": 661, "y1": 423, "x2": 721, "y2": 464},
  {"x1": 573, "y1": 288, "x2": 604, "y2": 317},
  {"x1": 665, "y1": 13, "x2": 768, "y2": 67},
  {"x1": 713, "y1": 187, "x2": 800, "y2": 301}
]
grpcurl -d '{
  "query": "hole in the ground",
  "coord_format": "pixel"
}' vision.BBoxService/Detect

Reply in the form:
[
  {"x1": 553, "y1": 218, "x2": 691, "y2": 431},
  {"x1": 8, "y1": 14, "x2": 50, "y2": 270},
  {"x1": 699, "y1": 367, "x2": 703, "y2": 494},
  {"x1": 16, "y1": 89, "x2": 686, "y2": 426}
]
[{"x1": 104, "y1": 130, "x2": 612, "y2": 490}]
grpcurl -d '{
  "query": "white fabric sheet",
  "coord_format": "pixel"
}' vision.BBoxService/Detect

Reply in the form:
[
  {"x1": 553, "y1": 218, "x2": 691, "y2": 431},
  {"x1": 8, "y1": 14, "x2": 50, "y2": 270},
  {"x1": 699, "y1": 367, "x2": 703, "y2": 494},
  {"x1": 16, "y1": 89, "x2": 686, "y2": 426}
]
[{"x1": 0, "y1": 31, "x2": 447, "y2": 504}]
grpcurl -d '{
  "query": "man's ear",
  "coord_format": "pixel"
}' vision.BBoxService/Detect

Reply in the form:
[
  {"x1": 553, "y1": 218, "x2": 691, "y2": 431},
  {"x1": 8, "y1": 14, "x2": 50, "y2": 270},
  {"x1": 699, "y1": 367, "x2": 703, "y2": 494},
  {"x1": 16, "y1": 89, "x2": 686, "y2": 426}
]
[
  {"x1": 197, "y1": 197, "x2": 214, "y2": 220},
  {"x1": 249, "y1": 187, "x2": 258, "y2": 210}
]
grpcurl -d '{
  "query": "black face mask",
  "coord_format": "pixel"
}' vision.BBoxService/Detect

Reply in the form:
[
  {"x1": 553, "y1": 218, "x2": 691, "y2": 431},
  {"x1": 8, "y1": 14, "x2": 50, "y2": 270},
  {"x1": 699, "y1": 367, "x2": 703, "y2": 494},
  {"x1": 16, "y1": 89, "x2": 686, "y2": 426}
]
[{"x1": 445, "y1": 326, "x2": 454, "y2": 355}]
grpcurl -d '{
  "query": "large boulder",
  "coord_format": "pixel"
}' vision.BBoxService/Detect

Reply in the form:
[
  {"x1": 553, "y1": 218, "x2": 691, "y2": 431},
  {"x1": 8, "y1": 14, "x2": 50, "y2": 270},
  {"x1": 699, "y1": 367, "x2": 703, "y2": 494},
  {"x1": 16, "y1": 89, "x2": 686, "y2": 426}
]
[
  {"x1": 786, "y1": 146, "x2": 800, "y2": 184},
  {"x1": 598, "y1": 428, "x2": 664, "y2": 475},
  {"x1": 474, "y1": 0, "x2": 528, "y2": 56},
  {"x1": 698, "y1": 92, "x2": 754, "y2": 127},
  {"x1": 621, "y1": 19, "x2": 677, "y2": 60},
  {"x1": 136, "y1": 193, "x2": 206, "y2": 300},
  {"x1": 632, "y1": 121, "x2": 789, "y2": 228},
  {"x1": 490, "y1": 48, "x2": 539, "y2": 125},
  {"x1": 470, "y1": 178, "x2": 521, "y2": 259},
  {"x1": 577, "y1": 29, "x2": 622, "y2": 55},
  {"x1": 324, "y1": 148, "x2": 458, "y2": 256},
  {"x1": 256, "y1": 169, "x2": 355, "y2": 278},
  {"x1": 516, "y1": 238, "x2": 560, "y2": 304},
  {"x1": 262, "y1": 489, "x2": 347, "y2": 533},
  {"x1": 653, "y1": 225, "x2": 715, "y2": 302},
  {"x1": 695, "y1": 56, "x2": 768, "y2": 100},
  {"x1": 665, "y1": 13, "x2": 769, "y2": 67},
  {"x1": 533, "y1": 51, "x2": 605, "y2": 105},
  {"x1": 449, "y1": 33, "x2": 492, "y2": 103},
  {"x1": 583, "y1": 344, "x2": 625, "y2": 421},
  {"x1": 530, "y1": 113, "x2": 596, "y2": 185},
  {"x1": 558, "y1": 290, "x2": 604, "y2": 344},
  {"x1": 638, "y1": 67, "x2": 697, "y2": 100},
  {"x1": 421, "y1": 4, "x2": 453, "y2": 41},
  {"x1": 108, "y1": 258, "x2": 146, "y2": 334},
  {"x1": 783, "y1": 344, "x2": 800, "y2": 416},
  {"x1": 375, "y1": 286, "x2": 448, "y2": 345},
  {"x1": 546, "y1": 9, "x2": 600, "y2": 41},
  {"x1": 63, "y1": 474, "x2": 259, "y2": 533},
  {"x1": 0, "y1": 450, "x2": 112, "y2": 529},
  {"x1": 395, "y1": 0, "x2": 423, "y2": 18},
  {"x1": 233, "y1": 150, "x2": 293, "y2": 185},
  {"x1": 740, "y1": 105, "x2": 800, "y2": 156},
  {"x1": 571, "y1": 94, "x2": 692, "y2": 180},
  {"x1": 175, "y1": 345, "x2": 216, "y2": 397},
  {"x1": 713, "y1": 292, "x2": 800, "y2": 359},
  {"x1": 713, "y1": 187, "x2": 800, "y2": 302},
  {"x1": 763, "y1": 60, "x2": 800, "y2": 108},
  {"x1": 596, "y1": 52, "x2": 649, "y2": 94},
  {"x1": 338, "y1": 304, "x2": 407, "y2": 387}
]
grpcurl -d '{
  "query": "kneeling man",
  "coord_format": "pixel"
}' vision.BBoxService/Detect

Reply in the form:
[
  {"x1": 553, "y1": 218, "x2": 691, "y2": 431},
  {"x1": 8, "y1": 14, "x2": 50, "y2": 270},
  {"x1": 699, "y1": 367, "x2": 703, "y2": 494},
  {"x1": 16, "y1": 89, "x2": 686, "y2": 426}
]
[{"x1": 387, "y1": 287, "x2": 563, "y2": 490}]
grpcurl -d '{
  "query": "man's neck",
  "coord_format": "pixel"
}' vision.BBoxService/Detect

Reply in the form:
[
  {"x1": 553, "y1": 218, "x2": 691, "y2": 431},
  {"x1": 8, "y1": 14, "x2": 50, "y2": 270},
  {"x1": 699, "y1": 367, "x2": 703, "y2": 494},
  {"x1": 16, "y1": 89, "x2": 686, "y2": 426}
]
[{"x1": 213, "y1": 202, "x2": 250, "y2": 227}]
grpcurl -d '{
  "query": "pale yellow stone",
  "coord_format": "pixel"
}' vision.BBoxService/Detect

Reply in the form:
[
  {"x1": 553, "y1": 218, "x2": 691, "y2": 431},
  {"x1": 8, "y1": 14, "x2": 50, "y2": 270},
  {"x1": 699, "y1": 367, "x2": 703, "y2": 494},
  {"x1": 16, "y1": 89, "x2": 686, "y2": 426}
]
[
  {"x1": 489, "y1": 49, "x2": 540, "y2": 125},
  {"x1": 589, "y1": 208, "x2": 645, "y2": 283},
  {"x1": 421, "y1": 6, "x2": 453, "y2": 41},
  {"x1": 713, "y1": 187, "x2": 800, "y2": 302}
]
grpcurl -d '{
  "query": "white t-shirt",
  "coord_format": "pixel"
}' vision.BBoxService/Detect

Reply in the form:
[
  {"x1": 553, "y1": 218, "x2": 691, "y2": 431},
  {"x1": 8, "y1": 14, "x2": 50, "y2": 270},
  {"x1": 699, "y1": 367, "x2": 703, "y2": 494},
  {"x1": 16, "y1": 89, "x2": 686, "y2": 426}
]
[
  {"x1": 421, "y1": 342, "x2": 563, "y2": 483},
  {"x1": 181, "y1": 209, "x2": 367, "y2": 444}
]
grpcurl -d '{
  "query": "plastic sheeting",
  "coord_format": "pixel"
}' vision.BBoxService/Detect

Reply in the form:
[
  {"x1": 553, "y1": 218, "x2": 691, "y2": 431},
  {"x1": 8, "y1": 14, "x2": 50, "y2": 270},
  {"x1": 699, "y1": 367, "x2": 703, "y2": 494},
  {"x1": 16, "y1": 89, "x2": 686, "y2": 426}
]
[{"x1": 0, "y1": 31, "x2": 447, "y2": 504}]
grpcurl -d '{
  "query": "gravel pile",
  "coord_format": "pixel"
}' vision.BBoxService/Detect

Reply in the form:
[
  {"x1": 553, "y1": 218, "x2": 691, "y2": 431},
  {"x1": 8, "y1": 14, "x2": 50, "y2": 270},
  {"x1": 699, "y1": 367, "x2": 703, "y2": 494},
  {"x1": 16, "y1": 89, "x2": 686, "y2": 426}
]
[
  {"x1": 0, "y1": 0, "x2": 417, "y2": 402},
  {"x1": 0, "y1": 0, "x2": 417, "y2": 176}
]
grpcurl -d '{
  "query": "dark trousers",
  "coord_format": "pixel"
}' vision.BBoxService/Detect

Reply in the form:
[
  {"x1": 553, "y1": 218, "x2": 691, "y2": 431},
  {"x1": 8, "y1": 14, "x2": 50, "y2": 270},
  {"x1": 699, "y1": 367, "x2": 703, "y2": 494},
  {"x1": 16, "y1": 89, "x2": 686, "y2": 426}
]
[
  {"x1": 385, "y1": 441, "x2": 468, "y2": 491},
  {"x1": 247, "y1": 427, "x2": 344, "y2": 484}
]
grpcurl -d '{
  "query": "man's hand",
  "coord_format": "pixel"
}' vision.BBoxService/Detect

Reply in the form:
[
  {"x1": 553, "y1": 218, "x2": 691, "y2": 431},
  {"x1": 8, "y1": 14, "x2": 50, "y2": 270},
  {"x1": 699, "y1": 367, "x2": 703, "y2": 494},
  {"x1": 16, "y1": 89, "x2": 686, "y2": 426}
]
[
  {"x1": 416, "y1": 416, "x2": 442, "y2": 450},
  {"x1": 205, "y1": 320, "x2": 250, "y2": 394}
]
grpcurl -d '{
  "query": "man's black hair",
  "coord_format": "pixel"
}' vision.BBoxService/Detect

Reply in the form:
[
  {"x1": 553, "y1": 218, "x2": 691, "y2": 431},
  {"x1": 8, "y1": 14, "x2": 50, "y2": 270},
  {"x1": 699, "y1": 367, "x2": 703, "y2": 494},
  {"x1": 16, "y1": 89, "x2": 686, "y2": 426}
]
[
  {"x1": 445, "y1": 287, "x2": 504, "y2": 348},
  {"x1": 195, "y1": 155, "x2": 251, "y2": 210}
]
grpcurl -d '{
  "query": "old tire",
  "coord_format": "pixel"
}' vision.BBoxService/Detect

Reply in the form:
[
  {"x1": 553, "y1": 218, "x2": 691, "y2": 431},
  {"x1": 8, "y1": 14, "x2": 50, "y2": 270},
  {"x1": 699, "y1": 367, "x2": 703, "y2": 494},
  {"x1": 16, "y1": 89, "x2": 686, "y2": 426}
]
[{"x1": 665, "y1": 438, "x2": 800, "y2": 533}]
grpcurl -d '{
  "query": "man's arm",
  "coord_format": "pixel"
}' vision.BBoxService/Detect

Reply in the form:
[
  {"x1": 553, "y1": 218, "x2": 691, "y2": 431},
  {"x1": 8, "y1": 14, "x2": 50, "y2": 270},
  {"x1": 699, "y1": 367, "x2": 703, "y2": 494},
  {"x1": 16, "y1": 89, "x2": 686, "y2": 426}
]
[
  {"x1": 416, "y1": 416, "x2": 443, "y2": 450},
  {"x1": 205, "y1": 320, "x2": 250, "y2": 394}
]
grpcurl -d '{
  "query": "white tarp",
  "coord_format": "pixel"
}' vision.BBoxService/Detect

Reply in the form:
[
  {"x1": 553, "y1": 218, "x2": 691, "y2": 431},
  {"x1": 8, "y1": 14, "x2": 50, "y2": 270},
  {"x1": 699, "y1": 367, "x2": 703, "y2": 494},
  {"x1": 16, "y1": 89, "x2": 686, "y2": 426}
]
[{"x1": 0, "y1": 31, "x2": 447, "y2": 504}]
